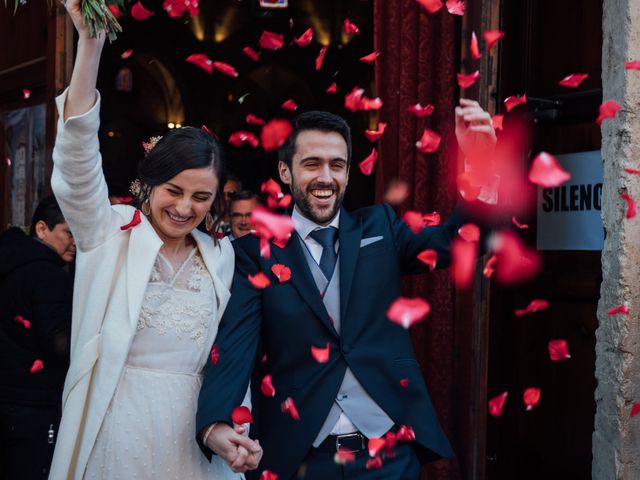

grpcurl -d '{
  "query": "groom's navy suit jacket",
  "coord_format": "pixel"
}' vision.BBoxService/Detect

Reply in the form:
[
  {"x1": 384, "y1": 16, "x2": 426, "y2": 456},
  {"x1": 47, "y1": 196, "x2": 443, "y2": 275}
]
[{"x1": 197, "y1": 202, "x2": 475, "y2": 479}]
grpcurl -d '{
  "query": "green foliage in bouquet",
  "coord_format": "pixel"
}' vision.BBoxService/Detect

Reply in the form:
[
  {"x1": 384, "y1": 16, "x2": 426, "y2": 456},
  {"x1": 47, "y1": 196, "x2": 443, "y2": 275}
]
[{"x1": 5, "y1": 0, "x2": 127, "y2": 41}]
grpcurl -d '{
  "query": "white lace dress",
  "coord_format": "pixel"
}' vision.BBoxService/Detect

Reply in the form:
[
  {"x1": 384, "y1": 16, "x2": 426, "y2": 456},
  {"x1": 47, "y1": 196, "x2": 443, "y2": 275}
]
[{"x1": 84, "y1": 248, "x2": 241, "y2": 480}]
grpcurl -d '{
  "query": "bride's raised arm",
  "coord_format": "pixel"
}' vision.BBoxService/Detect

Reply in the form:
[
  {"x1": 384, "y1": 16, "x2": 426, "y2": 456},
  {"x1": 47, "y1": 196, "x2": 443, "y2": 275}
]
[{"x1": 51, "y1": 0, "x2": 126, "y2": 251}]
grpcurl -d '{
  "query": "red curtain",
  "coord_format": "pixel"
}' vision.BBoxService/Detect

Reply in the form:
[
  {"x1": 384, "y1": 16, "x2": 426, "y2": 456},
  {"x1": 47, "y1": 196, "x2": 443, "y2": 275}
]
[{"x1": 374, "y1": 2, "x2": 470, "y2": 479}]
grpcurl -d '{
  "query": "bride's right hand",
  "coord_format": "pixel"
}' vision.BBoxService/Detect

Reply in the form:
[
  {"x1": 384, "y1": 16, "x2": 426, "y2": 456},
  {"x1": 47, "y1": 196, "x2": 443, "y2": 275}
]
[{"x1": 63, "y1": 0, "x2": 105, "y2": 43}]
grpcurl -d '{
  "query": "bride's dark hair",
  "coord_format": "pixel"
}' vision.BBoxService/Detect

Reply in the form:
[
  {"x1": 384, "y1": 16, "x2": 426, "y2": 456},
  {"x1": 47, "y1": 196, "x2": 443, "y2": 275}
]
[{"x1": 133, "y1": 127, "x2": 227, "y2": 239}]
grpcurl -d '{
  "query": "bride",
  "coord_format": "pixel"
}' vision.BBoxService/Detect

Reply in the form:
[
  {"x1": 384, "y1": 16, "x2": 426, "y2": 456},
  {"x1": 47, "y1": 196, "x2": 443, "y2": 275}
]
[{"x1": 48, "y1": 1, "x2": 262, "y2": 478}]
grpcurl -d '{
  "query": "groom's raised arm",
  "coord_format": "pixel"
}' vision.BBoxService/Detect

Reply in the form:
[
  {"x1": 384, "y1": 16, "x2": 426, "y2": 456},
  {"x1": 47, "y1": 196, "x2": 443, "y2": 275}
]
[{"x1": 196, "y1": 239, "x2": 263, "y2": 460}]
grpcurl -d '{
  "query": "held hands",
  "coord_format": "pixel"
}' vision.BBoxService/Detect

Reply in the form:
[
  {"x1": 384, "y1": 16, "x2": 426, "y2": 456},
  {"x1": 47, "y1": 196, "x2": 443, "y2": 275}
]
[
  {"x1": 454, "y1": 98, "x2": 497, "y2": 160},
  {"x1": 205, "y1": 423, "x2": 263, "y2": 473}
]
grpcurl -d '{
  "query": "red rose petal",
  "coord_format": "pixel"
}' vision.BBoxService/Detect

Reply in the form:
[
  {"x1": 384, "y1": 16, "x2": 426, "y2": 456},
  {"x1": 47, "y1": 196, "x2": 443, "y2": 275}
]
[
  {"x1": 458, "y1": 223, "x2": 480, "y2": 242},
  {"x1": 492, "y1": 230, "x2": 541, "y2": 285},
  {"x1": 483, "y1": 254, "x2": 498, "y2": 278},
  {"x1": 260, "y1": 119, "x2": 293, "y2": 151},
  {"x1": 514, "y1": 299, "x2": 549, "y2": 316},
  {"x1": 326, "y1": 82, "x2": 337, "y2": 93},
  {"x1": 210, "y1": 344, "x2": 219, "y2": 364},
  {"x1": 120, "y1": 210, "x2": 142, "y2": 231},
  {"x1": 271, "y1": 263, "x2": 291, "y2": 283},
  {"x1": 366, "y1": 456, "x2": 383, "y2": 469},
  {"x1": 451, "y1": 238, "x2": 478, "y2": 288},
  {"x1": 246, "y1": 114, "x2": 265, "y2": 125},
  {"x1": 511, "y1": 216, "x2": 529, "y2": 229},
  {"x1": 407, "y1": 103, "x2": 435, "y2": 116},
  {"x1": 213, "y1": 61, "x2": 239, "y2": 78},
  {"x1": 423, "y1": 211, "x2": 441, "y2": 226},
  {"x1": 243, "y1": 46, "x2": 260, "y2": 62},
  {"x1": 14, "y1": 315, "x2": 31, "y2": 329},
  {"x1": 399, "y1": 378, "x2": 410, "y2": 388},
  {"x1": 278, "y1": 194, "x2": 292, "y2": 209},
  {"x1": 261, "y1": 374, "x2": 276, "y2": 397},
  {"x1": 458, "y1": 70, "x2": 480, "y2": 88},
  {"x1": 334, "y1": 448, "x2": 355, "y2": 464},
  {"x1": 548, "y1": 339, "x2": 571, "y2": 361},
  {"x1": 625, "y1": 60, "x2": 640, "y2": 70},
  {"x1": 22, "y1": 88, "x2": 31, "y2": 100},
  {"x1": 596, "y1": 99, "x2": 621, "y2": 124},
  {"x1": 248, "y1": 272, "x2": 271, "y2": 289},
  {"x1": 360, "y1": 51, "x2": 381, "y2": 64},
  {"x1": 528, "y1": 151, "x2": 570, "y2": 187},
  {"x1": 395, "y1": 425, "x2": 416, "y2": 442},
  {"x1": 120, "y1": 48, "x2": 134, "y2": 59},
  {"x1": 342, "y1": 18, "x2": 360, "y2": 35},
  {"x1": 417, "y1": 249, "x2": 438, "y2": 271},
  {"x1": 523, "y1": 387, "x2": 541, "y2": 411},
  {"x1": 416, "y1": 0, "x2": 444, "y2": 14},
  {"x1": 260, "y1": 236, "x2": 271, "y2": 260},
  {"x1": 446, "y1": 0, "x2": 464, "y2": 15},
  {"x1": 625, "y1": 168, "x2": 640, "y2": 175},
  {"x1": 384, "y1": 180, "x2": 409, "y2": 206},
  {"x1": 402, "y1": 211, "x2": 424, "y2": 233},
  {"x1": 310, "y1": 343, "x2": 330, "y2": 363},
  {"x1": 492, "y1": 114, "x2": 504, "y2": 130},
  {"x1": 293, "y1": 28, "x2": 313, "y2": 47},
  {"x1": 251, "y1": 206, "x2": 295, "y2": 243},
  {"x1": 30, "y1": 359, "x2": 44, "y2": 374},
  {"x1": 186, "y1": 53, "x2": 213, "y2": 74},
  {"x1": 504, "y1": 94, "x2": 526, "y2": 112},
  {"x1": 229, "y1": 131, "x2": 259, "y2": 148},
  {"x1": 456, "y1": 171, "x2": 482, "y2": 201},
  {"x1": 364, "y1": 122, "x2": 387, "y2": 142},
  {"x1": 131, "y1": 1, "x2": 154, "y2": 20},
  {"x1": 387, "y1": 297, "x2": 431, "y2": 329},
  {"x1": 281, "y1": 397, "x2": 300, "y2": 420},
  {"x1": 558, "y1": 73, "x2": 589, "y2": 88},
  {"x1": 315, "y1": 46, "x2": 328, "y2": 71},
  {"x1": 488, "y1": 391, "x2": 508, "y2": 417},
  {"x1": 483, "y1": 29, "x2": 505, "y2": 50},
  {"x1": 261, "y1": 177, "x2": 283, "y2": 200},
  {"x1": 345, "y1": 87, "x2": 365, "y2": 112},
  {"x1": 631, "y1": 403, "x2": 640, "y2": 417},
  {"x1": 358, "y1": 148, "x2": 378, "y2": 176},
  {"x1": 621, "y1": 192, "x2": 637, "y2": 219},
  {"x1": 470, "y1": 31, "x2": 481, "y2": 59},
  {"x1": 368, "y1": 437, "x2": 386, "y2": 458},
  {"x1": 281, "y1": 99, "x2": 298, "y2": 111},
  {"x1": 231, "y1": 405, "x2": 253, "y2": 424},
  {"x1": 360, "y1": 96, "x2": 383, "y2": 111},
  {"x1": 608, "y1": 305, "x2": 629, "y2": 315},
  {"x1": 260, "y1": 471, "x2": 278, "y2": 480},
  {"x1": 108, "y1": 4, "x2": 122, "y2": 18},
  {"x1": 416, "y1": 128, "x2": 442, "y2": 153},
  {"x1": 259, "y1": 30, "x2": 284, "y2": 50}
]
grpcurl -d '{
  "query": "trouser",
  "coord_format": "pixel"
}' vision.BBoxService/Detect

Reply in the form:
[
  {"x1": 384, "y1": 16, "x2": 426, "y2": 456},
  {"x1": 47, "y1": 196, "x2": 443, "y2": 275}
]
[{"x1": 0, "y1": 403, "x2": 59, "y2": 480}]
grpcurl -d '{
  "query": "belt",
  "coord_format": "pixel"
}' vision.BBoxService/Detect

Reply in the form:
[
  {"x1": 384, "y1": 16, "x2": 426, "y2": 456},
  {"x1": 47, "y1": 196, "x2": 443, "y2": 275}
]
[{"x1": 315, "y1": 432, "x2": 368, "y2": 454}]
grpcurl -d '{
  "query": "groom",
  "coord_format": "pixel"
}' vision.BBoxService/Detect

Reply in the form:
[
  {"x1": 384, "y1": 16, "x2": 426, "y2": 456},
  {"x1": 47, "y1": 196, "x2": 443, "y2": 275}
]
[{"x1": 197, "y1": 100, "x2": 496, "y2": 479}]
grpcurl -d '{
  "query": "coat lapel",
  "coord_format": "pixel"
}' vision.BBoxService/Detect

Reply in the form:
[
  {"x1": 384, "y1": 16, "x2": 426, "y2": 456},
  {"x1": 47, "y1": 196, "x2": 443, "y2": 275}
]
[
  {"x1": 272, "y1": 233, "x2": 338, "y2": 337},
  {"x1": 338, "y1": 208, "x2": 362, "y2": 323}
]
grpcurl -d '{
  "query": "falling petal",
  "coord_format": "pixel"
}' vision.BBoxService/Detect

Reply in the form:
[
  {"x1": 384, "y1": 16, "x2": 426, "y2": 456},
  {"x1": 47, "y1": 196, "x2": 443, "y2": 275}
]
[
  {"x1": 384, "y1": 179, "x2": 409, "y2": 205},
  {"x1": 504, "y1": 94, "x2": 526, "y2": 112},
  {"x1": 344, "y1": 87, "x2": 365, "y2": 112},
  {"x1": 281, "y1": 99, "x2": 298, "y2": 111},
  {"x1": 417, "y1": 249, "x2": 438, "y2": 271},
  {"x1": 631, "y1": 403, "x2": 640, "y2": 417},
  {"x1": 261, "y1": 119, "x2": 293, "y2": 151},
  {"x1": 387, "y1": 297, "x2": 431, "y2": 329},
  {"x1": 511, "y1": 216, "x2": 529, "y2": 229},
  {"x1": 446, "y1": 0, "x2": 464, "y2": 15},
  {"x1": 360, "y1": 51, "x2": 381, "y2": 64},
  {"x1": 523, "y1": 387, "x2": 541, "y2": 411},
  {"x1": 281, "y1": 397, "x2": 300, "y2": 420},
  {"x1": 368, "y1": 437, "x2": 386, "y2": 458},
  {"x1": 403, "y1": 211, "x2": 425, "y2": 233},
  {"x1": 358, "y1": 148, "x2": 378, "y2": 176},
  {"x1": 246, "y1": 114, "x2": 266, "y2": 126},
  {"x1": 400, "y1": 378, "x2": 410, "y2": 388},
  {"x1": 120, "y1": 210, "x2": 142, "y2": 231},
  {"x1": 492, "y1": 114, "x2": 504, "y2": 130},
  {"x1": 186, "y1": 53, "x2": 214, "y2": 74},
  {"x1": 243, "y1": 46, "x2": 260, "y2": 62},
  {"x1": 14, "y1": 315, "x2": 31, "y2": 329},
  {"x1": 248, "y1": 272, "x2": 271, "y2": 289},
  {"x1": 30, "y1": 359, "x2": 44, "y2": 374},
  {"x1": 483, "y1": 29, "x2": 505, "y2": 50},
  {"x1": 456, "y1": 171, "x2": 482, "y2": 201},
  {"x1": 251, "y1": 205, "x2": 296, "y2": 242},
  {"x1": 261, "y1": 178, "x2": 283, "y2": 199},
  {"x1": 213, "y1": 61, "x2": 239, "y2": 78},
  {"x1": 395, "y1": 425, "x2": 416, "y2": 441},
  {"x1": 278, "y1": 194, "x2": 292, "y2": 209},
  {"x1": 108, "y1": 4, "x2": 122, "y2": 18},
  {"x1": 548, "y1": 339, "x2": 571, "y2": 361},
  {"x1": 457, "y1": 71, "x2": 480, "y2": 88},
  {"x1": 607, "y1": 305, "x2": 629, "y2": 315},
  {"x1": 416, "y1": 128, "x2": 442, "y2": 153},
  {"x1": 407, "y1": 103, "x2": 435, "y2": 116},
  {"x1": 558, "y1": 73, "x2": 589, "y2": 88},
  {"x1": 261, "y1": 374, "x2": 276, "y2": 397},
  {"x1": 271, "y1": 263, "x2": 291, "y2": 282},
  {"x1": 260, "y1": 470, "x2": 278, "y2": 480},
  {"x1": 231, "y1": 405, "x2": 253, "y2": 424},
  {"x1": 596, "y1": 100, "x2": 621, "y2": 124},
  {"x1": 210, "y1": 344, "x2": 220, "y2": 365},
  {"x1": 624, "y1": 60, "x2": 640, "y2": 70},
  {"x1": 470, "y1": 31, "x2": 481, "y2": 59},
  {"x1": 364, "y1": 122, "x2": 387, "y2": 142},
  {"x1": 260, "y1": 236, "x2": 271, "y2": 260},
  {"x1": 342, "y1": 19, "x2": 360, "y2": 35},
  {"x1": 315, "y1": 46, "x2": 328, "y2": 71},
  {"x1": 452, "y1": 238, "x2": 478, "y2": 288},
  {"x1": 293, "y1": 28, "x2": 313, "y2": 47},
  {"x1": 483, "y1": 254, "x2": 498, "y2": 278},
  {"x1": 326, "y1": 82, "x2": 337, "y2": 93},
  {"x1": 366, "y1": 456, "x2": 383, "y2": 469},
  {"x1": 488, "y1": 391, "x2": 508, "y2": 417},
  {"x1": 229, "y1": 131, "x2": 259, "y2": 148},
  {"x1": 423, "y1": 212, "x2": 441, "y2": 226},
  {"x1": 22, "y1": 89, "x2": 31, "y2": 99},
  {"x1": 259, "y1": 30, "x2": 284, "y2": 50},
  {"x1": 310, "y1": 343, "x2": 330, "y2": 363},
  {"x1": 528, "y1": 151, "x2": 570, "y2": 187},
  {"x1": 416, "y1": 0, "x2": 444, "y2": 14},
  {"x1": 458, "y1": 223, "x2": 480, "y2": 242},
  {"x1": 624, "y1": 168, "x2": 640, "y2": 175},
  {"x1": 492, "y1": 230, "x2": 541, "y2": 285},
  {"x1": 131, "y1": 1, "x2": 154, "y2": 20},
  {"x1": 334, "y1": 448, "x2": 355, "y2": 464},
  {"x1": 621, "y1": 192, "x2": 637, "y2": 219},
  {"x1": 514, "y1": 299, "x2": 549, "y2": 316},
  {"x1": 120, "y1": 48, "x2": 134, "y2": 59}
]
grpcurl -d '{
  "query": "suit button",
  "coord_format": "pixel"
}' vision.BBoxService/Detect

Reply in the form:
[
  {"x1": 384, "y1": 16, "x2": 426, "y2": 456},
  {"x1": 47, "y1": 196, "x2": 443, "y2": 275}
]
[{"x1": 342, "y1": 344, "x2": 351, "y2": 354}]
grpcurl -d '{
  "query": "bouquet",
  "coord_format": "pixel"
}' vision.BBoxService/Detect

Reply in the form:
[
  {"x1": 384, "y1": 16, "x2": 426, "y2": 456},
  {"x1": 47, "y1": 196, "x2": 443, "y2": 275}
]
[{"x1": 5, "y1": 0, "x2": 127, "y2": 41}]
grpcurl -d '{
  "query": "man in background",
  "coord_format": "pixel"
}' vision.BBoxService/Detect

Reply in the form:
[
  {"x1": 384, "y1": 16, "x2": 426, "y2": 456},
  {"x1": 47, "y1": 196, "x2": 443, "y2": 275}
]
[
  {"x1": 0, "y1": 196, "x2": 75, "y2": 479},
  {"x1": 228, "y1": 191, "x2": 260, "y2": 241}
]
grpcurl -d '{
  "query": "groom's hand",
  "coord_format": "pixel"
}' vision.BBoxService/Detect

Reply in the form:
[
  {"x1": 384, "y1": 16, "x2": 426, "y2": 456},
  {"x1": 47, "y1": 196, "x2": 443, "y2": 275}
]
[{"x1": 204, "y1": 423, "x2": 262, "y2": 473}]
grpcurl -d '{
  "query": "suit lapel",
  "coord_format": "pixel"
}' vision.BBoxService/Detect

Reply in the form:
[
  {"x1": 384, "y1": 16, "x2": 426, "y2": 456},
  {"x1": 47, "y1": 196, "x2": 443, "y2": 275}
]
[
  {"x1": 338, "y1": 208, "x2": 362, "y2": 323},
  {"x1": 272, "y1": 233, "x2": 338, "y2": 337}
]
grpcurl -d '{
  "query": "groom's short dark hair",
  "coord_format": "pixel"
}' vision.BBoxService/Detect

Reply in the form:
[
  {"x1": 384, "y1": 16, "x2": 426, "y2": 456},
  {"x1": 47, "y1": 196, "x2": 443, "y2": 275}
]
[{"x1": 278, "y1": 111, "x2": 352, "y2": 168}]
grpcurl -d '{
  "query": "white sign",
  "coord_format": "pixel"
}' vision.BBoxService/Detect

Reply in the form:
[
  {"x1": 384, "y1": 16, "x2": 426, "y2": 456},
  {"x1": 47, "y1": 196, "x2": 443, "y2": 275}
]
[{"x1": 536, "y1": 150, "x2": 603, "y2": 251}]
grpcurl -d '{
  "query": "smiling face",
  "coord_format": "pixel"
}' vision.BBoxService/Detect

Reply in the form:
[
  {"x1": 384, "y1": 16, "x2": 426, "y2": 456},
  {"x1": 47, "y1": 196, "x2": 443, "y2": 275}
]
[
  {"x1": 36, "y1": 221, "x2": 76, "y2": 263},
  {"x1": 278, "y1": 130, "x2": 349, "y2": 226},
  {"x1": 229, "y1": 197, "x2": 259, "y2": 239},
  {"x1": 147, "y1": 167, "x2": 218, "y2": 243}
]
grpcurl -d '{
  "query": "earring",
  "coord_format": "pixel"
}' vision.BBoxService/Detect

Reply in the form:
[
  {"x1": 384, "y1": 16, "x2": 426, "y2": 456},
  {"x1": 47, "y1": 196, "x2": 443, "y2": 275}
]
[
  {"x1": 205, "y1": 211, "x2": 214, "y2": 232},
  {"x1": 141, "y1": 200, "x2": 151, "y2": 216}
]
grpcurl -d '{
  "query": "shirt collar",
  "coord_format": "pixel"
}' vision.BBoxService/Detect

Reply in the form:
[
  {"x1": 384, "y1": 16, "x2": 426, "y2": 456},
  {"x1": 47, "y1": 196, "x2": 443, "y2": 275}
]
[{"x1": 292, "y1": 206, "x2": 340, "y2": 240}]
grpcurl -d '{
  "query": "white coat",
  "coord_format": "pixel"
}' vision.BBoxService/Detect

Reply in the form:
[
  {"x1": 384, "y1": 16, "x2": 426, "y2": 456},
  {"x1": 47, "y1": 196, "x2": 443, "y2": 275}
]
[{"x1": 48, "y1": 90, "x2": 235, "y2": 479}]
